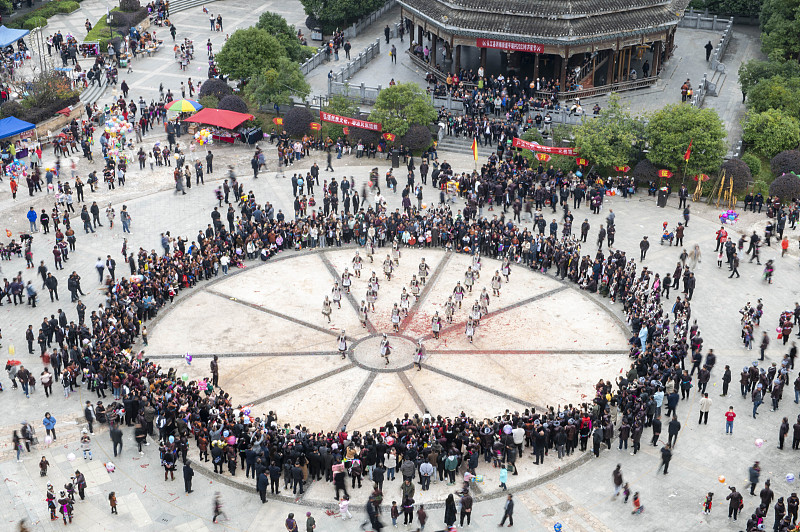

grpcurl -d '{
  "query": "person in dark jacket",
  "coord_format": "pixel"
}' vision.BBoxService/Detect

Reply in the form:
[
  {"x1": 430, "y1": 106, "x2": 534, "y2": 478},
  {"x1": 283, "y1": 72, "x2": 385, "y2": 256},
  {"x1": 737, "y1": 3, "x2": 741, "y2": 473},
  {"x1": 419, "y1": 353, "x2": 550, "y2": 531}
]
[
  {"x1": 183, "y1": 462, "x2": 194, "y2": 493},
  {"x1": 444, "y1": 493, "x2": 457, "y2": 527},
  {"x1": 257, "y1": 471, "x2": 269, "y2": 503},
  {"x1": 499, "y1": 494, "x2": 514, "y2": 526}
]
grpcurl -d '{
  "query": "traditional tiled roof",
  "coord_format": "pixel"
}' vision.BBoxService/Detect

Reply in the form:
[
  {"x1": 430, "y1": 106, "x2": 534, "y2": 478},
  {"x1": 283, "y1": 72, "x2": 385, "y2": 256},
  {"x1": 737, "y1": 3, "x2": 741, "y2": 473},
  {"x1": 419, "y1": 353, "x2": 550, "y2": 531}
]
[{"x1": 400, "y1": 0, "x2": 691, "y2": 45}]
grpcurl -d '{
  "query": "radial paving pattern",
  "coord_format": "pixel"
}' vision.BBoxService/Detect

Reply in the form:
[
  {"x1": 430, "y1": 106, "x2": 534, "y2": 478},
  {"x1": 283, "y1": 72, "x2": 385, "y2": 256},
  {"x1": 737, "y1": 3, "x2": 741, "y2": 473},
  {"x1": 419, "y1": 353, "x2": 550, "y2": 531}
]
[{"x1": 147, "y1": 248, "x2": 630, "y2": 432}]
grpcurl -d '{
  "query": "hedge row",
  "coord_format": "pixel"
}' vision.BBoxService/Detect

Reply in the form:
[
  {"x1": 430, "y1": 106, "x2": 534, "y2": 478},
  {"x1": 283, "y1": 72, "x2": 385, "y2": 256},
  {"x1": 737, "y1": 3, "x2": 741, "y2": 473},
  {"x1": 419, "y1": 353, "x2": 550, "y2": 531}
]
[
  {"x1": 0, "y1": 92, "x2": 80, "y2": 125},
  {"x1": 10, "y1": 0, "x2": 81, "y2": 30}
]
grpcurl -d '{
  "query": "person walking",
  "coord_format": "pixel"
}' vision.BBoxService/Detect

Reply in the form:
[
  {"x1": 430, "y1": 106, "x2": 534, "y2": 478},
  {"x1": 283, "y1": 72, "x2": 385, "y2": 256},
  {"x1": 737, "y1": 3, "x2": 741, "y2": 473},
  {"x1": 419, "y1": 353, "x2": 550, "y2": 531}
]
[
  {"x1": 612, "y1": 464, "x2": 623, "y2": 497},
  {"x1": 657, "y1": 443, "x2": 672, "y2": 475},
  {"x1": 499, "y1": 494, "x2": 514, "y2": 527}
]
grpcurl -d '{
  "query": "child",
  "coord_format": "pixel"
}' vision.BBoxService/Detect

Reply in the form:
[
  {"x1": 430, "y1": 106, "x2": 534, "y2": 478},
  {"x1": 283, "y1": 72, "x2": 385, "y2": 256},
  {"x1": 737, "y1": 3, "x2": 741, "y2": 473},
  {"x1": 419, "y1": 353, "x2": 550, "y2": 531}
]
[
  {"x1": 64, "y1": 479, "x2": 76, "y2": 501},
  {"x1": 81, "y1": 430, "x2": 93, "y2": 460},
  {"x1": 703, "y1": 492, "x2": 713, "y2": 514},
  {"x1": 631, "y1": 492, "x2": 644, "y2": 514},
  {"x1": 109, "y1": 491, "x2": 118, "y2": 514},
  {"x1": 499, "y1": 464, "x2": 508, "y2": 491},
  {"x1": 40, "y1": 456, "x2": 50, "y2": 477},
  {"x1": 622, "y1": 483, "x2": 631, "y2": 503},
  {"x1": 717, "y1": 249, "x2": 723, "y2": 268},
  {"x1": 390, "y1": 500, "x2": 399, "y2": 527},
  {"x1": 338, "y1": 494, "x2": 351, "y2": 519}
]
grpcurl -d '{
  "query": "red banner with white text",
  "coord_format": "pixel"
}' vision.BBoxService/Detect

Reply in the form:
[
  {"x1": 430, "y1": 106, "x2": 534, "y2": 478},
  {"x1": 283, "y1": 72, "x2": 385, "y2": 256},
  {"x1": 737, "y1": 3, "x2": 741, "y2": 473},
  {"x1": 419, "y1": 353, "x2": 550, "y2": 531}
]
[
  {"x1": 512, "y1": 137, "x2": 579, "y2": 156},
  {"x1": 319, "y1": 111, "x2": 382, "y2": 132}
]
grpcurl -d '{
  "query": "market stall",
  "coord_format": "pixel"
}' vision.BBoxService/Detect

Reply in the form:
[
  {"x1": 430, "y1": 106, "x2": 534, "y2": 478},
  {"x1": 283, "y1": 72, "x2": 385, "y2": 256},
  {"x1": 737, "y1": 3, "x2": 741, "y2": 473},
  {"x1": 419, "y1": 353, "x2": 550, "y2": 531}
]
[{"x1": 184, "y1": 108, "x2": 254, "y2": 144}]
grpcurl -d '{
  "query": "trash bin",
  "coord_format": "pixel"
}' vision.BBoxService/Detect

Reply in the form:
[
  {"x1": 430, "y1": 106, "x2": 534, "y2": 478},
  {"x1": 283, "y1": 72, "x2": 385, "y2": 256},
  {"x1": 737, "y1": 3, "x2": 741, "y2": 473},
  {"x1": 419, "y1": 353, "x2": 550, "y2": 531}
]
[
  {"x1": 657, "y1": 189, "x2": 668, "y2": 208},
  {"x1": 391, "y1": 149, "x2": 400, "y2": 169}
]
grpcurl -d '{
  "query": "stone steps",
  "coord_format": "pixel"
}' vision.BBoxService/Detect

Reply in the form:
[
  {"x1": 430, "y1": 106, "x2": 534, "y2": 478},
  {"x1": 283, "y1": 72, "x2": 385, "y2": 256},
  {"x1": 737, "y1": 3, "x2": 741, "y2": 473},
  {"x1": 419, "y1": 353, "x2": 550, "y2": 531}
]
[
  {"x1": 168, "y1": 0, "x2": 216, "y2": 15},
  {"x1": 437, "y1": 136, "x2": 495, "y2": 158}
]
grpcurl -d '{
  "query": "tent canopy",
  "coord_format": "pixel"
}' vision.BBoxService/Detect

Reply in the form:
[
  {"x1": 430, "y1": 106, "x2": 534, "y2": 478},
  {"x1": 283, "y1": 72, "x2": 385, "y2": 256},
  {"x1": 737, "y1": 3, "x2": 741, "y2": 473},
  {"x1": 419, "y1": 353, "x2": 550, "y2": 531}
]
[
  {"x1": 0, "y1": 26, "x2": 30, "y2": 48},
  {"x1": 184, "y1": 108, "x2": 254, "y2": 130},
  {"x1": 0, "y1": 116, "x2": 35, "y2": 139}
]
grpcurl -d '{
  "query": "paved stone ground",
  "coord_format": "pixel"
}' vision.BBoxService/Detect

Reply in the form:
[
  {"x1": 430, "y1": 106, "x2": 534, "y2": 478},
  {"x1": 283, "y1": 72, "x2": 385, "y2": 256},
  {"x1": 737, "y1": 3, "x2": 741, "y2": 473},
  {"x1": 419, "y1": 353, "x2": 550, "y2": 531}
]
[{"x1": 0, "y1": 1, "x2": 798, "y2": 531}]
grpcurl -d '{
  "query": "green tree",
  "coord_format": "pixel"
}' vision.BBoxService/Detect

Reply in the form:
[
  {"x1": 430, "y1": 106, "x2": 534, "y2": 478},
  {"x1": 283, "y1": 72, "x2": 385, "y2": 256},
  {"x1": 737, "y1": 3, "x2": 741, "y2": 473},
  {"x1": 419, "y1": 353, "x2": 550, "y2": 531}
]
[
  {"x1": 739, "y1": 56, "x2": 800, "y2": 95},
  {"x1": 256, "y1": 12, "x2": 312, "y2": 63},
  {"x1": 244, "y1": 56, "x2": 310, "y2": 108},
  {"x1": 571, "y1": 95, "x2": 645, "y2": 171},
  {"x1": 743, "y1": 108, "x2": 800, "y2": 158},
  {"x1": 760, "y1": 0, "x2": 800, "y2": 59},
  {"x1": 369, "y1": 83, "x2": 437, "y2": 137},
  {"x1": 645, "y1": 104, "x2": 727, "y2": 174},
  {"x1": 746, "y1": 75, "x2": 800, "y2": 118},
  {"x1": 215, "y1": 28, "x2": 284, "y2": 80}
]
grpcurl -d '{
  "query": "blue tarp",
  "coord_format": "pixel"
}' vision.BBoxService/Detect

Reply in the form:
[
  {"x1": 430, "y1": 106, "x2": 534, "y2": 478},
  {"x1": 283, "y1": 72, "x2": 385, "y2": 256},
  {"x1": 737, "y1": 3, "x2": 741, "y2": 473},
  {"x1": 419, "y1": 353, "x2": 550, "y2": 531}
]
[
  {"x1": 0, "y1": 26, "x2": 29, "y2": 48},
  {"x1": 0, "y1": 116, "x2": 35, "y2": 139}
]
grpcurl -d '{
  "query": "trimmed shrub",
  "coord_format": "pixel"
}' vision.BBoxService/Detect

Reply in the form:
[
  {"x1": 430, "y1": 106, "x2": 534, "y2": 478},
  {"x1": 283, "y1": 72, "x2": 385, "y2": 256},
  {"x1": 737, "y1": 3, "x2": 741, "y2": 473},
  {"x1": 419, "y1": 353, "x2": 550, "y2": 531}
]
[
  {"x1": 632, "y1": 159, "x2": 658, "y2": 185},
  {"x1": 22, "y1": 17, "x2": 48, "y2": 29},
  {"x1": 217, "y1": 95, "x2": 249, "y2": 114},
  {"x1": 719, "y1": 157, "x2": 752, "y2": 193},
  {"x1": 770, "y1": 150, "x2": 800, "y2": 177},
  {"x1": 769, "y1": 172, "x2": 800, "y2": 202},
  {"x1": 110, "y1": 7, "x2": 148, "y2": 29},
  {"x1": 400, "y1": 124, "x2": 433, "y2": 152},
  {"x1": 282, "y1": 106, "x2": 312, "y2": 137},
  {"x1": 740, "y1": 153, "x2": 762, "y2": 179},
  {"x1": 119, "y1": 0, "x2": 141, "y2": 11},
  {"x1": 0, "y1": 100, "x2": 23, "y2": 119},
  {"x1": 198, "y1": 78, "x2": 232, "y2": 100}
]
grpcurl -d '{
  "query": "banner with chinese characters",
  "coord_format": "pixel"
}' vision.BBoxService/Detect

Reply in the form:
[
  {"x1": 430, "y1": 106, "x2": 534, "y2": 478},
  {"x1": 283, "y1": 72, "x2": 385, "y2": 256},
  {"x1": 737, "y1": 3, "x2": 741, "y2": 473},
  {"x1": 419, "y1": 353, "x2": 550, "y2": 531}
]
[
  {"x1": 476, "y1": 39, "x2": 544, "y2": 54},
  {"x1": 319, "y1": 111, "x2": 382, "y2": 132},
  {"x1": 512, "y1": 137, "x2": 579, "y2": 156}
]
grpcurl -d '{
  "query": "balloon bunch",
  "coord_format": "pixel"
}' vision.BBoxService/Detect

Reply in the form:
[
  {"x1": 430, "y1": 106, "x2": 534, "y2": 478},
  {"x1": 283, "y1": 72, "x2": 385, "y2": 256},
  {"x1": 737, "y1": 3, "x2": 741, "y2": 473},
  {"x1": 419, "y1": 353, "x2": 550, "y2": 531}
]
[
  {"x1": 104, "y1": 115, "x2": 134, "y2": 137},
  {"x1": 4, "y1": 158, "x2": 28, "y2": 180},
  {"x1": 194, "y1": 129, "x2": 213, "y2": 146},
  {"x1": 719, "y1": 209, "x2": 738, "y2": 224}
]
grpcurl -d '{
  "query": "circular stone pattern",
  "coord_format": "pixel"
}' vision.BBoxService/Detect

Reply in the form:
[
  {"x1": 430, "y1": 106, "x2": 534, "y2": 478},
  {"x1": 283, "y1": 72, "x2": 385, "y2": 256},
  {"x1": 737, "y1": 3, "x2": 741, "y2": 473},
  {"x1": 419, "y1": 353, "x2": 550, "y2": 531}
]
[
  {"x1": 350, "y1": 334, "x2": 418, "y2": 371},
  {"x1": 146, "y1": 248, "x2": 630, "y2": 432}
]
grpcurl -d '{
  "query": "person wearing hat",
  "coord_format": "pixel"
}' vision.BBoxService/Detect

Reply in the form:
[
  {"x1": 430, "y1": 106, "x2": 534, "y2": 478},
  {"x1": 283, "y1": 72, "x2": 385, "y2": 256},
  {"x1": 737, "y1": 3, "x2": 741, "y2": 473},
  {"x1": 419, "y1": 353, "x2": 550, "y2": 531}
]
[{"x1": 305, "y1": 511, "x2": 315, "y2": 531}]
